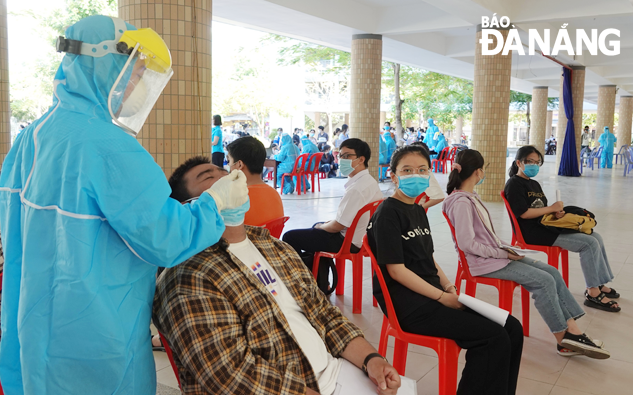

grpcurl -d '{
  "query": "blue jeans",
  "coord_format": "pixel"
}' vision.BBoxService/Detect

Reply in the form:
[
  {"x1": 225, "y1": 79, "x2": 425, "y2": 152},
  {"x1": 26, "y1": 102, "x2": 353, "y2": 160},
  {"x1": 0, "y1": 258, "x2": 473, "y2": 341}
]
[
  {"x1": 553, "y1": 231, "x2": 614, "y2": 288},
  {"x1": 481, "y1": 258, "x2": 585, "y2": 333}
]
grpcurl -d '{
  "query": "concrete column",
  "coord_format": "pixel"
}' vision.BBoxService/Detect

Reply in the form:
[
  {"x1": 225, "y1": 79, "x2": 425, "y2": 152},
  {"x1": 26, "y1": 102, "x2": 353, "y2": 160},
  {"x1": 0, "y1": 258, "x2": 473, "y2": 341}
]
[
  {"x1": 596, "y1": 85, "x2": 616, "y2": 140},
  {"x1": 313, "y1": 112, "x2": 321, "y2": 128},
  {"x1": 350, "y1": 34, "x2": 382, "y2": 180},
  {"x1": 119, "y1": 0, "x2": 212, "y2": 176},
  {"x1": 0, "y1": 0, "x2": 9, "y2": 168},
  {"x1": 618, "y1": 96, "x2": 633, "y2": 147},
  {"x1": 471, "y1": 25, "x2": 512, "y2": 202},
  {"x1": 556, "y1": 66, "x2": 586, "y2": 167},
  {"x1": 455, "y1": 116, "x2": 464, "y2": 136},
  {"x1": 530, "y1": 87, "x2": 548, "y2": 149},
  {"x1": 344, "y1": 113, "x2": 350, "y2": 126},
  {"x1": 546, "y1": 111, "x2": 553, "y2": 143}
]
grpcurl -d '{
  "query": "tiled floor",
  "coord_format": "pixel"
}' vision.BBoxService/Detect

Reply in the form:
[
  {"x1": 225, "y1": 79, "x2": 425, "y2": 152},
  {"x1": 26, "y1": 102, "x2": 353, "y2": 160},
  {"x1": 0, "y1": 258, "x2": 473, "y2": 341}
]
[{"x1": 155, "y1": 153, "x2": 633, "y2": 395}]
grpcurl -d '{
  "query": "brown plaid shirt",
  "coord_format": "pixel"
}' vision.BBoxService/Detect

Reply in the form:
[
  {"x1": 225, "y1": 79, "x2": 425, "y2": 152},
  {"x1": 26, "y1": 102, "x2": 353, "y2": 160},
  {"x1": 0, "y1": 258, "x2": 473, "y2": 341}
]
[{"x1": 152, "y1": 226, "x2": 364, "y2": 395}]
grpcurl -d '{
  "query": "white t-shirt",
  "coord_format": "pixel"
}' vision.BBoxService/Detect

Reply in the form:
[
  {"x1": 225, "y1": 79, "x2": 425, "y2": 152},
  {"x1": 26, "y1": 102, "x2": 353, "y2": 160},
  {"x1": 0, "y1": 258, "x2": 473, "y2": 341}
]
[
  {"x1": 423, "y1": 172, "x2": 444, "y2": 200},
  {"x1": 473, "y1": 196, "x2": 494, "y2": 231},
  {"x1": 228, "y1": 238, "x2": 342, "y2": 395},
  {"x1": 336, "y1": 169, "x2": 384, "y2": 248}
]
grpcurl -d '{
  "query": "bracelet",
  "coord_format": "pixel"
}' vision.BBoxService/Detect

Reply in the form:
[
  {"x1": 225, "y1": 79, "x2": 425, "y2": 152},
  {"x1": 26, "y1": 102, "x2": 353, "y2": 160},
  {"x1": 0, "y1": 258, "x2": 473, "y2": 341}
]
[
  {"x1": 361, "y1": 353, "x2": 387, "y2": 376},
  {"x1": 443, "y1": 284, "x2": 457, "y2": 291},
  {"x1": 435, "y1": 291, "x2": 445, "y2": 301}
]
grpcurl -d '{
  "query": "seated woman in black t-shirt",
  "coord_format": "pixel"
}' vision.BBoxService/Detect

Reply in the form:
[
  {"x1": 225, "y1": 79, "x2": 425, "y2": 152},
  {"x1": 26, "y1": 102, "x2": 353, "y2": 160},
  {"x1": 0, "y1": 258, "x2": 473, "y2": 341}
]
[
  {"x1": 367, "y1": 145, "x2": 523, "y2": 395},
  {"x1": 504, "y1": 146, "x2": 620, "y2": 313}
]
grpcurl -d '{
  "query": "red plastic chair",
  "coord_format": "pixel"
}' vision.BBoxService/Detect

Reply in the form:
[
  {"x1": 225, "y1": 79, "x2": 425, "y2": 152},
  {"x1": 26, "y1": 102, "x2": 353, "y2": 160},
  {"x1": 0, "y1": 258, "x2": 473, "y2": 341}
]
[
  {"x1": 445, "y1": 147, "x2": 458, "y2": 171},
  {"x1": 158, "y1": 332, "x2": 181, "y2": 389},
  {"x1": 280, "y1": 153, "x2": 309, "y2": 195},
  {"x1": 443, "y1": 212, "x2": 531, "y2": 337},
  {"x1": 414, "y1": 192, "x2": 429, "y2": 210},
  {"x1": 258, "y1": 216, "x2": 290, "y2": 239},
  {"x1": 364, "y1": 235, "x2": 461, "y2": 394},
  {"x1": 500, "y1": 191, "x2": 569, "y2": 286},
  {"x1": 312, "y1": 199, "x2": 383, "y2": 314},
  {"x1": 306, "y1": 152, "x2": 324, "y2": 192},
  {"x1": 432, "y1": 147, "x2": 450, "y2": 173}
]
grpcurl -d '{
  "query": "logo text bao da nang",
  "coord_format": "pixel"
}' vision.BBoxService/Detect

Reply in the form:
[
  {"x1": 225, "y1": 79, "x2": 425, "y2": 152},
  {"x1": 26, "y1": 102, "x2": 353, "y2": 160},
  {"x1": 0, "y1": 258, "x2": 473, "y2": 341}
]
[{"x1": 479, "y1": 14, "x2": 620, "y2": 56}]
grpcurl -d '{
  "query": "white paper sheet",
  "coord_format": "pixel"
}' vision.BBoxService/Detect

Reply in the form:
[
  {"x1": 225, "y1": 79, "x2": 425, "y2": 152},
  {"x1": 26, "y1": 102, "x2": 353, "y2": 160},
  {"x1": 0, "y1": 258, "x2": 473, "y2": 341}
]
[
  {"x1": 333, "y1": 359, "x2": 416, "y2": 395},
  {"x1": 500, "y1": 244, "x2": 542, "y2": 255},
  {"x1": 458, "y1": 293, "x2": 509, "y2": 326},
  {"x1": 556, "y1": 189, "x2": 561, "y2": 202}
]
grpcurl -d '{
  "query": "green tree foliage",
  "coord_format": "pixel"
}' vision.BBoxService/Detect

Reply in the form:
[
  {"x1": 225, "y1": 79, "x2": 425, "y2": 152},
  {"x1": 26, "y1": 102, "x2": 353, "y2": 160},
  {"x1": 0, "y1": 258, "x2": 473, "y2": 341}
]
[{"x1": 10, "y1": 0, "x2": 117, "y2": 123}]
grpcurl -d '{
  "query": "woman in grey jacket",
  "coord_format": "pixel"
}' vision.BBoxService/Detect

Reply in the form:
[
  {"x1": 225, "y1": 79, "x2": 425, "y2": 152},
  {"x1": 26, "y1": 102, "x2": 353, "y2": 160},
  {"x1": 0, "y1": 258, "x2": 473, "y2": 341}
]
[{"x1": 442, "y1": 149, "x2": 608, "y2": 359}]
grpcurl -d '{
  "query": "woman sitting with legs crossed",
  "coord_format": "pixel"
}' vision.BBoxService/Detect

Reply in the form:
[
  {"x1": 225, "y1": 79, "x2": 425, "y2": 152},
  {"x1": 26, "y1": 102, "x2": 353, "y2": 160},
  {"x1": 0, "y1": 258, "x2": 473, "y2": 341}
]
[{"x1": 443, "y1": 149, "x2": 609, "y2": 359}]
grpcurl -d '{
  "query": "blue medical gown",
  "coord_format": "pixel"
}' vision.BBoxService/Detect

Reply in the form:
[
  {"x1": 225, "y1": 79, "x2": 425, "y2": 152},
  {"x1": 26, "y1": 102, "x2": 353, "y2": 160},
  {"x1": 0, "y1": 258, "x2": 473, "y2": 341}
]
[
  {"x1": 598, "y1": 129, "x2": 616, "y2": 168},
  {"x1": 274, "y1": 134, "x2": 299, "y2": 192},
  {"x1": 433, "y1": 134, "x2": 448, "y2": 154},
  {"x1": 301, "y1": 137, "x2": 319, "y2": 171},
  {"x1": 424, "y1": 120, "x2": 439, "y2": 148},
  {"x1": 379, "y1": 134, "x2": 396, "y2": 178},
  {"x1": 0, "y1": 16, "x2": 226, "y2": 395}
]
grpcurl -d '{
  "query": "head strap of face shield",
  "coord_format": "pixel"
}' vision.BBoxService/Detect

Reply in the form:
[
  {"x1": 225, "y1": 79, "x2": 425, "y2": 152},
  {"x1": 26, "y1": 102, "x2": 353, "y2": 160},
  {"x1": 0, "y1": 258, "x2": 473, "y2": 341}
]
[{"x1": 56, "y1": 17, "x2": 129, "y2": 58}]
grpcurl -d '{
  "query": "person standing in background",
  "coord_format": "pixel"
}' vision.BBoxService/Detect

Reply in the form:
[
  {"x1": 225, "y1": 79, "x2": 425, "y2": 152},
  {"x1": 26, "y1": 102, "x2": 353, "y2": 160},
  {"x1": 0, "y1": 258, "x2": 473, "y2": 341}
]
[{"x1": 212, "y1": 115, "x2": 224, "y2": 167}]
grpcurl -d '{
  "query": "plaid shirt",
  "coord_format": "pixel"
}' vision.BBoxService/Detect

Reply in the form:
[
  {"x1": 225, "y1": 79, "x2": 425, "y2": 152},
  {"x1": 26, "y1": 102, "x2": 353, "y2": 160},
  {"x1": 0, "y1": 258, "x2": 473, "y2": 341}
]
[{"x1": 153, "y1": 226, "x2": 364, "y2": 395}]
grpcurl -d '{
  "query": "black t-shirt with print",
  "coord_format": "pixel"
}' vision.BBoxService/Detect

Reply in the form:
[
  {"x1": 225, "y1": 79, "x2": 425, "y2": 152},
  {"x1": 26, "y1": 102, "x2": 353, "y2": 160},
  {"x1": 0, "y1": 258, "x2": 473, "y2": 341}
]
[
  {"x1": 504, "y1": 175, "x2": 559, "y2": 246},
  {"x1": 367, "y1": 197, "x2": 441, "y2": 320}
]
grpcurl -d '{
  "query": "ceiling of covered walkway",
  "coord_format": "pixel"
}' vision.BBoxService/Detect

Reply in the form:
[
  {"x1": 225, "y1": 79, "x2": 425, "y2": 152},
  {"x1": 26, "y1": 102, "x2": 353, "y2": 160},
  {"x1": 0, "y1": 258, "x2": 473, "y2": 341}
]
[{"x1": 214, "y1": 0, "x2": 633, "y2": 106}]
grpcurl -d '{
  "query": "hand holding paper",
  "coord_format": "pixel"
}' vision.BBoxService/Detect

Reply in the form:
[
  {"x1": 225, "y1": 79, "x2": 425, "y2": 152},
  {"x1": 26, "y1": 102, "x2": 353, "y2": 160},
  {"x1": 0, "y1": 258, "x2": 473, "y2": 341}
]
[{"x1": 457, "y1": 294, "x2": 509, "y2": 326}]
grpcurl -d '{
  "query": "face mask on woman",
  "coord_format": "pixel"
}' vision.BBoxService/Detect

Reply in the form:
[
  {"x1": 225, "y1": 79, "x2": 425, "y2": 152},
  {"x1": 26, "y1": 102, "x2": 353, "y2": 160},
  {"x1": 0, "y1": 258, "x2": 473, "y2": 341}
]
[
  {"x1": 522, "y1": 163, "x2": 540, "y2": 178},
  {"x1": 397, "y1": 174, "x2": 430, "y2": 198}
]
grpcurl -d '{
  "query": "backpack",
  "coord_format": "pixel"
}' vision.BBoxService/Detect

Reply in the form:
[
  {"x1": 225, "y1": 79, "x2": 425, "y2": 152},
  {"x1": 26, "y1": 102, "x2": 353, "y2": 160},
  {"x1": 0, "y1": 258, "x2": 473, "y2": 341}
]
[
  {"x1": 540, "y1": 206, "x2": 597, "y2": 235},
  {"x1": 300, "y1": 254, "x2": 338, "y2": 295}
]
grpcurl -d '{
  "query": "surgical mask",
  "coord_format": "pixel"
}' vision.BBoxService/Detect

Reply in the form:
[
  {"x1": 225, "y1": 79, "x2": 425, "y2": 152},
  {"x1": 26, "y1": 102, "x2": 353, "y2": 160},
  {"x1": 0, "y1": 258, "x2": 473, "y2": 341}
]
[
  {"x1": 119, "y1": 79, "x2": 148, "y2": 118},
  {"x1": 397, "y1": 175, "x2": 430, "y2": 198},
  {"x1": 310, "y1": 133, "x2": 315, "y2": 138},
  {"x1": 339, "y1": 158, "x2": 357, "y2": 177},
  {"x1": 523, "y1": 164, "x2": 540, "y2": 178},
  {"x1": 384, "y1": 126, "x2": 390, "y2": 131},
  {"x1": 221, "y1": 199, "x2": 250, "y2": 226},
  {"x1": 476, "y1": 170, "x2": 486, "y2": 186}
]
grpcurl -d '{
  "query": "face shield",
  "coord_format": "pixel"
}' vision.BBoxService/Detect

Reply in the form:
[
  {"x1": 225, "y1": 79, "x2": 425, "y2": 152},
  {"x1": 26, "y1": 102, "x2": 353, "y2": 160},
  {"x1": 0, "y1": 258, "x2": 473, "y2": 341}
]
[
  {"x1": 108, "y1": 29, "x2": 173, "y2": 136},
  {"x1": 56, "y1": 18, "x2": 173, "y2": 137}
]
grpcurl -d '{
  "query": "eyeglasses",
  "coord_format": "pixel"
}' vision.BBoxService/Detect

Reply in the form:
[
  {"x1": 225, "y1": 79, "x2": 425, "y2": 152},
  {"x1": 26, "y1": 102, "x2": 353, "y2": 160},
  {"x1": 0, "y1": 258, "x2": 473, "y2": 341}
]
[
  {"x1": 522, "y1": 159, "x2": 542, "y2": 166},
  {"x1": 397, "y1": 167, "x2": 429, "y2": 175},
  {"x1": 339, "y1": 153, "x2": 357, "y2": 160}
]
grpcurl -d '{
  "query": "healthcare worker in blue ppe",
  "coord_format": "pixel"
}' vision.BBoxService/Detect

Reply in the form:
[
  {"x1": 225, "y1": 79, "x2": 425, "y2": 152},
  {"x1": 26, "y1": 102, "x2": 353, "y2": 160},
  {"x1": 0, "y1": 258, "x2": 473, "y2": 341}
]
[
  {"x1": 432, "y1": 131, "x2": 448, "y2": 158},
  {"x1": 300, "y1": 133, "x2": 319, "y2": 190},
  {"x1": 275, "y1": 133, "x2": 300, "y2": 194},
  {"x1": 423, "y1": 118, "x2": 438, "y2": 148},
  {"x1": 598, "y1": 126, "x2": 616, "y2": 169},
  {"x1": 0, "y1": 16, "x2": 248, "y2": 395}
]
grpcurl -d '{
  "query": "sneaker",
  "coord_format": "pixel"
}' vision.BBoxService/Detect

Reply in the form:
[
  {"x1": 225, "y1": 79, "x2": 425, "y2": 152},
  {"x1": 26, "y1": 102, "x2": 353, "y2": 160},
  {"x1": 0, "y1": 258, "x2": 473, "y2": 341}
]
[
  {"x1": 557, "y1": 338, "x2": 603, "y2": 356},
  {"x1": 561, "y1": 332, "x2": 610, "y2": 359}
]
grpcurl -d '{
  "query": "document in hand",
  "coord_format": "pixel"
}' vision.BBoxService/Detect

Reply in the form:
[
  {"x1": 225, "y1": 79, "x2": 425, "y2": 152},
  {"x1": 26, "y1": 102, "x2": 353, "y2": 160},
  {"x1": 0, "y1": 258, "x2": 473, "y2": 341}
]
[
  {"x1": 458, "y1": 294, "x2": 509, "y2": 326},
  {"x1": 500, "y1": 244, "x2": 541, "y2": 255},
  {"x1": 333, "y1": 359, "x2": 417, "y2": 395}
]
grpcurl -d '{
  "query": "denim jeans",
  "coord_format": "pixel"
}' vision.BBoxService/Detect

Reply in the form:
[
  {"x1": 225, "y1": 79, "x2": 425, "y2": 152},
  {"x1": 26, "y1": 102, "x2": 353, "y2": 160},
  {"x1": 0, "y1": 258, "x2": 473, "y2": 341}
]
[
  {"x1": 481, "y1": 257, "x2": 585, "y2": 333},
  {"x1": 553, "y1": 231, "x2": 614, "y2": 288}
]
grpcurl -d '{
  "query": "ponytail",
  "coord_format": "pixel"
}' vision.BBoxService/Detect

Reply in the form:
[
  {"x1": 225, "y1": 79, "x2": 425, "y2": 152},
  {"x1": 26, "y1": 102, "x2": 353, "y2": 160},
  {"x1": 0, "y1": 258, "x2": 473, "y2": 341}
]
[{"x1": 446, "y1": 149, "x2": 484, "y2": 194}]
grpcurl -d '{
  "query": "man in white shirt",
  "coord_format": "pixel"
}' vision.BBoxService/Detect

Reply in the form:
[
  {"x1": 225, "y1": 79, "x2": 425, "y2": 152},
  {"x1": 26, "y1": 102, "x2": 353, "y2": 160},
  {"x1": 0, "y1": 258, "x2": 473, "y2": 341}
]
[
  {"x1": 283, "y1": 138, "x2": 384, "y2": 291},
  {"x1": 153, "y1": 167, "x2": 401, "y2": 395}
]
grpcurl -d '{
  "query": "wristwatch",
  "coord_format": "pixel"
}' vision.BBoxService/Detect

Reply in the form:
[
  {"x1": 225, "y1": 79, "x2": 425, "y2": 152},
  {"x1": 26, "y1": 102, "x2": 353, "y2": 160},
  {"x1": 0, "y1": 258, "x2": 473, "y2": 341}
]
[{"x1": 361, "y1": 353, "x2": 388, "y2": 376}]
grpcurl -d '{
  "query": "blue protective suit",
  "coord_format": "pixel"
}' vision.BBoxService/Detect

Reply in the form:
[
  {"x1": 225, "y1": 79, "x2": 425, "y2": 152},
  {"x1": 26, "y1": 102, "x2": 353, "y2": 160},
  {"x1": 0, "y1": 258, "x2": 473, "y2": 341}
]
[
  {"x1": 424, "y1": 119, "x2": 438, "y2": 148},
  {"x1": 300, "y1": 136, "x2": 319, "y2": 189},
  {"x1": 274, "y1": 134, "x2": 299, "y2": 194},
  {"x1": 598, "y1": 127, "x2": 616, "y2": 169},
  {"x1": 379, "y1": 132, "x2": 397, "y2": 178},
  {"x1": 433, "y1": 133, "x2": 448, "y2": 155},
  {"x1": 0, "y1": 16, "x2": 226, "y2": 395}
]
